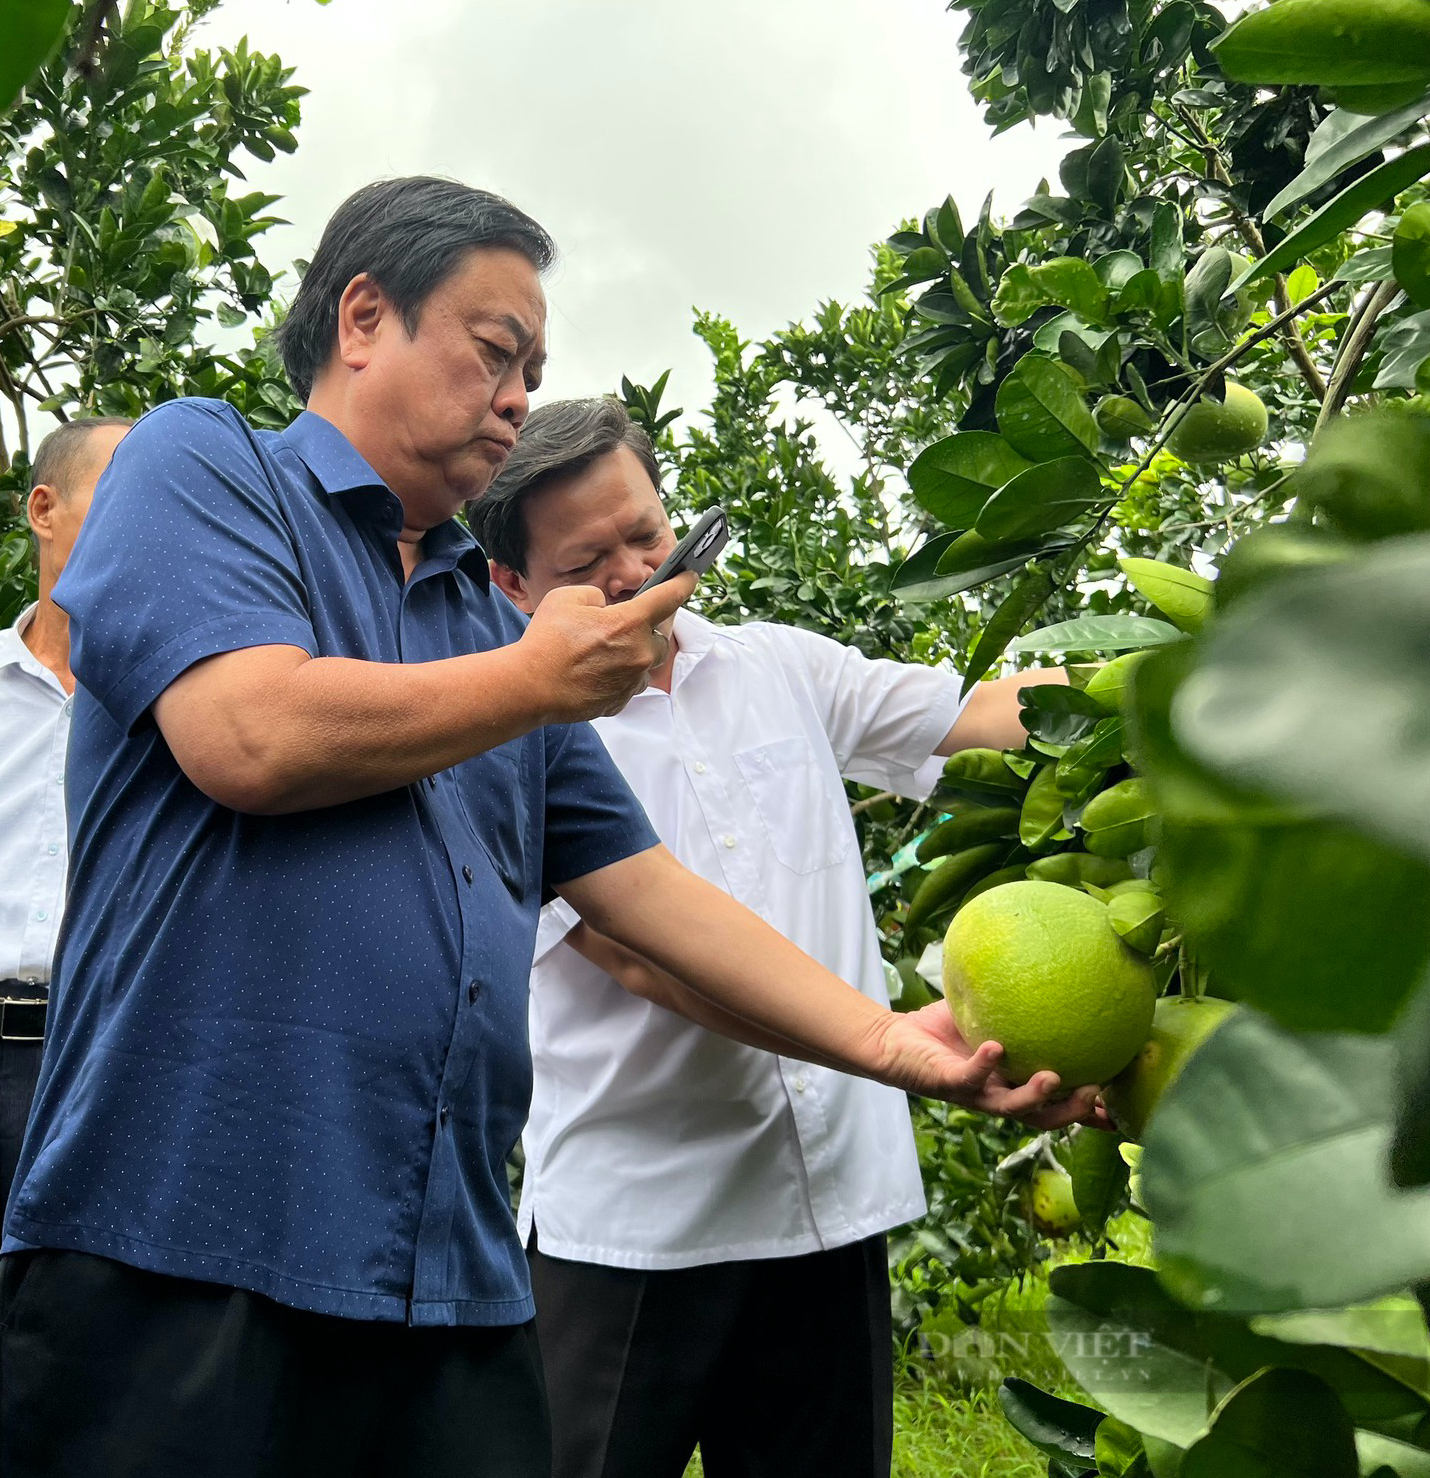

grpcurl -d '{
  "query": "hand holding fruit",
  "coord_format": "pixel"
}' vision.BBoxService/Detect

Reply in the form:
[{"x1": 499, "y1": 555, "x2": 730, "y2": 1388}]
[{"x1": 872, "y1": 999, "x2": 1109, "y2": 1130}]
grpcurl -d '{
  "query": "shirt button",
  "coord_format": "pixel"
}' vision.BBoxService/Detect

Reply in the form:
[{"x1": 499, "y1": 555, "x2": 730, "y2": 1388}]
[
  {"x1": 793, "y1": 1077, "x2": 808, "y2": 1094},
  {"x1": 62, "y1": 699, "x2": 73, "y2": 716},
  {"x1": 468, "y1": 980, "x2": 481, "y2": 1004},
  {"x1": 462, "y1": 865, "x2": 474, "y2": 884},
  {"x1": 723, "y1": 835, "x2": 737, "y2": 849},
  {"x1": 35, "y1": 910, "x2": 48, "y2": 922},
  {"x1": 54, "y1": 775, "x2": 64, "y2": 786},
  {"x1": 439, "y1": 1105, "x2": 451, "y2": 1128},
  {"x1": 693, "y1": 762, "x2": 707, "y2": 775},
  {"x1": 47, "y1": 843, "x2": 58, "y2": 856}
]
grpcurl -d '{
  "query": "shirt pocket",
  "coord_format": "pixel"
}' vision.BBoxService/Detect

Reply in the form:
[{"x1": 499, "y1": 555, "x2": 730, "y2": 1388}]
[{"x1": 734, "y1": 735, "x2": 852, "y2": 875}]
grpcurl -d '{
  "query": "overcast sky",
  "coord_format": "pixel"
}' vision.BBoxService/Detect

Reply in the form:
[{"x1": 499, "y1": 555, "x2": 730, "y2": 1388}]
[{"x1": 210, "y1": 0, "x2": 1070, "y2": 429}]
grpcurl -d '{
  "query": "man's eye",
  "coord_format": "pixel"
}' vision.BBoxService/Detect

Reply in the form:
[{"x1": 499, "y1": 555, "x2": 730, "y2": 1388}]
[{"x1": 482, "y1": 340, "x2": 515, "y2": 366}]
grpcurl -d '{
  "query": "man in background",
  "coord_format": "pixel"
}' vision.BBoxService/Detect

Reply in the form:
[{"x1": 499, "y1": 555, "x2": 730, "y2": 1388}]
[
  {"x1": 0, "y1": 417, "x2": 130, "y2": 1205},
  {"x1": 473, "y1": 396, "x2": 1081, "y2": 1478}
]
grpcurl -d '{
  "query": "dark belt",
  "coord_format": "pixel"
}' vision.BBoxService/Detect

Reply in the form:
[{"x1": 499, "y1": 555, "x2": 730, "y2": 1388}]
[{"x1": 0, "y1": 981, "x2": 47, "y2": 1043}]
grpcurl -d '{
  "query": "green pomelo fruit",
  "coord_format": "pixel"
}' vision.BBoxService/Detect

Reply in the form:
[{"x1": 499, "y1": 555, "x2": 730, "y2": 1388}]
[
  {"x1": 1083, "y1": 652, "x2": 1148, "y2": 716},
  {"x1": 1025, "y1": 853, "x2": 1133, "y2": 889},
  {"x1": 942, "y1": 880, "x2": 1157, "y2": 1088},
  {"x1": 1030, "y1": 1166, "x2": 1082, "y2": 1235},
  {"x1": 1103, "y1": 995, "x2": 1238, "y2": 1141},
  {"x1": 1165, "y1": 382, "x2": 1269, "y2": 465},
  {"x1": 1095, "y1": 395, "x2": 1157, "y2": 445}
]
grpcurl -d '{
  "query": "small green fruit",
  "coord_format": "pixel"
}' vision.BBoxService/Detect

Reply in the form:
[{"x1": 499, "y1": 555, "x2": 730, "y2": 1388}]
[
  {"x1": 1095, "y1": 395, "x2": 1157, "y2": 445},
  {"x1": 1165, "y1": 382, "x2": 1269, "y2": 465},
  {"x1": 1030, "y1": 1167, "x2": 1082, "y2": 1235}
]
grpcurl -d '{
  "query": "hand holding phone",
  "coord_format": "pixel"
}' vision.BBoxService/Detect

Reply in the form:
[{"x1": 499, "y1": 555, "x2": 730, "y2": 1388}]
[{"x1": 636, "y1": 506, "x2": 728, "y2": 595}]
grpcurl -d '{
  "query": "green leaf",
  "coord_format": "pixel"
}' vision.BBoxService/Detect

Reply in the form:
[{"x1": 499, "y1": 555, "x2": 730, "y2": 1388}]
[
  {"x1": 935, "y1": 529, "x2": 1076, "y2": 585},
  {"x1": 892, "y1": 532, "x2": 958, "y2": 591},
  {"x1": 1336, "y1": 245, "x2": 1396, "y2": 284},
  {"x1": 1394, "y1": 204, "x2": 1430, "y2": 309},
  {"x1": 1214, "y1": 0, "x2": 1430, "y2": 87},
  {"x1": 996, "y1": 355, "x2": 1101, "y2": 461},
  {"x1": 1063, "y1": 1124, "x2": 1130, "y2": 1233},
  {"x1": 1096, "y1": 1416, "x2": 1151, "y2": 1478},
  {"x1": 1151, "y1": 202, "x2": 1184, "y2": 283},
  {"x1": 1057, "y1": 717, "x2": 1127, "y2": 796},
  {"x1": 1230, "y1": 145, "x2": 1430, "y2": 292},
  {"x1": 0, "y1": 0, "x2": 73, "y2": 113},
  {"x1": 996, "y1": 1379, "x2": 1102, "y2": 1468},
  {"x1": 1373, "y1": 310, "x2": 1430, "y2": 390},
  {"x1": 977, "y1": 456, "x2": 1106, "y2": 541},
  {"x1": 1128, "y1": 643, "x2": 1430, "y2": 1034},
  {"x1": 961, "y1": 566, "x2": 1057, "y2": 695},
  {"x1": 1251, "y1": 1297, "x2": 1430, "y2": 1366},
  {"x1": 907, "y1": 433, "x2": 1033, "y2": 526},
  {"x1": 1143, "y1": 1011, "x2": 1430, "y2": 1314},
  {"x1": 1168, "y1": 533, "x2": 1430, "y2": 867},
  {"x1": 1106, "y1": 889, "x2": 1165, "y2": 955},
  {"x1": 1046, "y1": 1261, "x2": 1430, "y2": 1451},
  {"x1": 1011, "y1": 615, "x2": 1183, "y2": 656},
  {"x1": 1263, "y1": 94, "x2": 1430, "y2": 222},
  {"x1": 1118, "y1": 557, "x2": 1214, "y2": 634},
  {"x1": 1019, "y1": 764, "x2": 1072, "y2": 853},
  {"x1": 1181, "y1": 1368, "x2": 1358, "y2": 1478},
  {"x1": 1019, "y1": 684, "x2": 1107, "y2": 747},
  {"x1": 993, "y1": 257, "x2": 1112, "y2": 327}
]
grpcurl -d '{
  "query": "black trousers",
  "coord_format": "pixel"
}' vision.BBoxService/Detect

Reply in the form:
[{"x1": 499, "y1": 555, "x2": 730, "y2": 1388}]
[
  {"x1": 528, "y1": 1232, "x2": 893, "y2": 1478},
  {"x1": 0, "y1": 1248, "x2": 552, "y2": 1478},
  {"x1": 0, "y1": 1036, "x2": 45, "y2": 1210}
]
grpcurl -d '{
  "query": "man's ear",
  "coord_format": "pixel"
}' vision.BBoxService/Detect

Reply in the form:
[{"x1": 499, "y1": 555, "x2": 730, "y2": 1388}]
[
  {"x1": 490, "y1": 559, "x2": 535, "y2": 614},
  {"x1": 26, "y1": 483, "x2": 58, "y2": 545},
  {"x1": 335, "y1": 272, "x2": 387, "y2": 372}
]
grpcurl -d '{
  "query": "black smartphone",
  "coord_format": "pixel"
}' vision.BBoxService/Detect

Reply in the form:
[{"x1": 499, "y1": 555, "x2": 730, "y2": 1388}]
[{"x1": 636, "y1": 505, "x2": 729, "y2": 594}]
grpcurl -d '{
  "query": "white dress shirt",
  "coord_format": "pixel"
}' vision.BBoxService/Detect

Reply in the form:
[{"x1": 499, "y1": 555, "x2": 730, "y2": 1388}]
[
  {"x1": 0, "y1": 606, "x2": 72, "y2": 987},
  {"x1": 518, "y1": 610, "x2": 967, "y2": 1269}
]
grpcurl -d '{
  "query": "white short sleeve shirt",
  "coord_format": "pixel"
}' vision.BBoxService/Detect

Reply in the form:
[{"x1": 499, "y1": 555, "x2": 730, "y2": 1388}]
[
  {"x1": 0, "y1": 607, "x2": 72, "y2": 986},
  {"x1": 518, "y1": 610, "x2": 967, "y2": 1269}
]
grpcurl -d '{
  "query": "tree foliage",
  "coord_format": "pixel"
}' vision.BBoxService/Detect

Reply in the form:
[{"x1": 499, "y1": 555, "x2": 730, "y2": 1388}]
[
  {"x1": 881, "y1": 0, "x2": 1430, "y2": 1466},
  {"x1": 0, "y1": 0, "x2": 305, "y2": 625}
]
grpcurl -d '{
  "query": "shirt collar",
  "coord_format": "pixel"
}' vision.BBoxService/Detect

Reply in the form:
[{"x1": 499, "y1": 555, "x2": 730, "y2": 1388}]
[
  {"x1": 0, "y1": 604, "x2": 38, "y2": 670},
  {"x1": 280, "y1": 412, "x2": 489, "y2": 590},
  {"x1": 669, "y1": 607, "x2": 748, "y2": 685}
]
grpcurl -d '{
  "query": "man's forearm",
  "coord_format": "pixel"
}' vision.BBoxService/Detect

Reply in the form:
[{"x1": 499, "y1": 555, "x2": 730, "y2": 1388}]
[
  {"x1": 558, "y1": 847, "x2": 891, "y2": 1080},
  {"x1": 567, "y1": 921, "x2": 851, "y2": 1071},
  {"x1": 155, "y1": 643, "x2": 553, "y2": 814}
]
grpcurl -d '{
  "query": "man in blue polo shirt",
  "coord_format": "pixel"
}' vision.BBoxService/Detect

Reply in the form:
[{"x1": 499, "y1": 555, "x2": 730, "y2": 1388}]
[{"x1": 0, "y1": 177, "x2": 1092, "y2": 1478}]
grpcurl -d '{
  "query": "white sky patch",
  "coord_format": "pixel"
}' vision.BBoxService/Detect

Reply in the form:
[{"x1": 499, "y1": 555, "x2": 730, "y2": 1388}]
[{"x1": 206, "y1": 0, "x2": 1070, "y2": 428}]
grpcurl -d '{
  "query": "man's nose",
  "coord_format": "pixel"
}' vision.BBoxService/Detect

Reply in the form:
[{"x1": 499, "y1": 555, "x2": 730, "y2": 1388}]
[
  {"x1": 605, "y1": 548, "x2": 655, "y2": 600},
  {"x1": 495, "y1": 376, "x2": 530, "y2": 428}
]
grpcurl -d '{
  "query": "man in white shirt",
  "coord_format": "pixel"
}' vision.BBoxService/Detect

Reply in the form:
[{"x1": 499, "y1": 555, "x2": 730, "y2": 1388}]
[
  {"x1": 0, "y1": 417, "x2": 131, "y2": 1205},
  {"x1": 471, "y1": 397, "x2": 1084, "y2": 1478}
]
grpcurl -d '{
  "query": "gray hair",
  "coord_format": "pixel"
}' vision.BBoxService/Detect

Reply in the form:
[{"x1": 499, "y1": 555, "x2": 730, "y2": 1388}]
[
  {"x1": 468, "y1": 397, "x2": 662, "y2": 575},
  {"x1": 30, "y1": 417, "x2": 134, "y2": 498}
]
